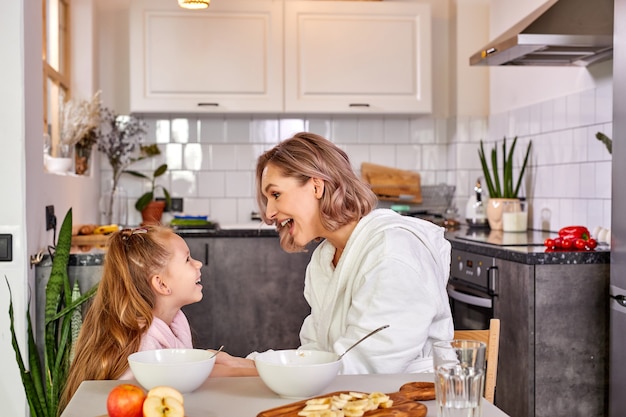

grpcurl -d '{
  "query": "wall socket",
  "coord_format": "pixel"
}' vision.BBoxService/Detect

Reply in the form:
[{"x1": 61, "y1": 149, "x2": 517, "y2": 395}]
[
  {"x1": 157, "y1": 197, "x2": 183, "y2": 213},
  {"x1": 45, "y1": 205, "x2": 56, "y2": 231}
]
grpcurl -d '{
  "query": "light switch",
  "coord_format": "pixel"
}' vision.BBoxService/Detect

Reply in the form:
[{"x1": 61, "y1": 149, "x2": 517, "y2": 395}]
[{"x1": 0, "y1": 234, "x2": 12, "y2": 262}]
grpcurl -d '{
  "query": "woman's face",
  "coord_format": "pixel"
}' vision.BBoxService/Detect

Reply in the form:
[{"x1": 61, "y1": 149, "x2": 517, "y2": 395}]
[{"x1": 260, "y1": 163, "x2": 324, "y2": 247}]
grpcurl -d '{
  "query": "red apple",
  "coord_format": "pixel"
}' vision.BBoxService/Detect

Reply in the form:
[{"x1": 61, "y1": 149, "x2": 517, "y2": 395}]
[{"x1": 106, "y1": 383, "x2": 146, "y2": 417}]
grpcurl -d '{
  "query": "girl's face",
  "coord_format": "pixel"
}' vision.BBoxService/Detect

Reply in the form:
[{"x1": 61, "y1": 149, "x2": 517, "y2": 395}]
[
  {"x1": 160, "y1": 233, "x2": 204, "y2": 308},
  {"x1": 261, "y1": 163, "x2": 324, "y2": 247}
]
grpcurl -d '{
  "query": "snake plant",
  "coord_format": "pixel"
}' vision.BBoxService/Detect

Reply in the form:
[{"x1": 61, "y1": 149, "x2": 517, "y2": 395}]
[
  {"x1": 6, "y1": 208, "x2": 98, "y2": 417},
  {"x1": 478, "y1": 136, "x2": 532, "y2": 199}
]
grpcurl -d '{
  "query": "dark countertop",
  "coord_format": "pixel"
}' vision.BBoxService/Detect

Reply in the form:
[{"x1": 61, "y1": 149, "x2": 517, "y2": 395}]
[
  {"x1": 445, "y1": 226, "x2": 610, "y2": 265},
  {"x1": 50, "y1": 225, "x2": 610, "y2": 266}
]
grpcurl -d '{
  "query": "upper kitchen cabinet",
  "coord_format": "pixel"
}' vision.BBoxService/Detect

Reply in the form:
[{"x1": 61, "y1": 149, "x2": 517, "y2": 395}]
[
  {"x1": 284, "y1": 1, "x2": 432, "y2": 114},
  {"x1": 129, "y1": 0, "x2": 283, "y2": 113}
]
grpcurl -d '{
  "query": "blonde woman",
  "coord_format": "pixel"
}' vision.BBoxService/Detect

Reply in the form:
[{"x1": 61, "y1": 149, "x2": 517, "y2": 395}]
[{"x1": 255, "y1": 132, "x2": 454, "y2": 374}]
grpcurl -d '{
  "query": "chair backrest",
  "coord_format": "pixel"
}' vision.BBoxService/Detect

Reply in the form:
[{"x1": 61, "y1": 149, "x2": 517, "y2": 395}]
[{"x1": 453, "y1": 318, "x2": 500, "y2": 404}]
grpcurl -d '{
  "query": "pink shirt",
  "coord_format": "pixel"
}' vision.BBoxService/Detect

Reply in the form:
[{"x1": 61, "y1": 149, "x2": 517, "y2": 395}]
[{"x1": 119, "y1": 310, "x2": 194, "y2": 380}]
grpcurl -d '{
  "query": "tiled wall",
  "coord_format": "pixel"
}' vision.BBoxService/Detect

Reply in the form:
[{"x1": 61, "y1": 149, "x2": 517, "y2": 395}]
[{"x1": 105, "y1": 83, "x2": 612, "y2": 230}]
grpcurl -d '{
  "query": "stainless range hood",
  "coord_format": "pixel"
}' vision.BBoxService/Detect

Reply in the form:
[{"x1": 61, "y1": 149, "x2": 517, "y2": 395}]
[{"x1": 470, "y1": 0, "x2": 614, "y2": 66}]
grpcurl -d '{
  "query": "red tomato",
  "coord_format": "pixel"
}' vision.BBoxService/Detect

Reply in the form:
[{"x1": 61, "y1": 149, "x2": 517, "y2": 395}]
[
  {"x1": 553, "y1": 237, "x2": 563, "y2": 248},
  {"x1": 587, "y1": 238, "x2": 598, "y2": 249},
  {"x1": 561, "y1": 238, "x2": 573, "y2": 250},
  {"x1": 544, "y1": 238, "x2": 556, "y2": 248},
  {"x1": 575, "y1": 238, "x2": 586, "y2": 250}
]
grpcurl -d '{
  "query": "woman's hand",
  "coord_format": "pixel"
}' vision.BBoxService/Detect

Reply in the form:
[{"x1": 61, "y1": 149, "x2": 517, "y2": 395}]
[{"x1": 210, "y1": 350, "x2": 258, "y2": 377}]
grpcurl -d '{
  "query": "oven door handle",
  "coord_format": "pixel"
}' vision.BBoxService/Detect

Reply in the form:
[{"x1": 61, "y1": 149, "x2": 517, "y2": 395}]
[{"x1": 447, "y1": 286, "x2": 493, "y2": 309}]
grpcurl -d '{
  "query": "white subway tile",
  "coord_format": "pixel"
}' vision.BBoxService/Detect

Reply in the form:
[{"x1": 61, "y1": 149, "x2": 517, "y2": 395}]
[
  {"x1": 197, "y1": 171, "x2": 225, "y2": 197},
  {"x1": 171, "y1": 118, "x2": 191, "y2": 144},
  {"x1": 155, "y1": 119, "x2": 171, "y2": 143},
  {"x1": 225, "y1": 172, "x2": 253, "y2": 198},
  {"x1": 171, "y1": 171, "x2": 197, "y2": 197},
  {"x1": 384, "y1": 118, "x2": 410, "y2": 143},
  {"x1": 165, "y1": 143, "x2": 183, "y2": 170},
  {"x1": 184, "y1": 143, "x2": 203, "y2": 171},
  {"x1": 409, "y1": 117, "x2": 435, "y2": 143},
  {"x1": 595, "y1": 82, "x2": 613, "y2": 124},
  {"x1": 251, "y1": 118, "x2": 279, "y2": 143},
  {"x1": 368, "y1": 144, "x2": 396, "y2": 167},
  {"x1": 279, "y1": 118, "x2": 306, "y2": 139},
  {"x1": 332, "y1": 117, "x2": 358, "y2": 143},
  {"x1": 342, "y1": 144, "x2": 371, "y2": 172},
  {"x1": 306, "y1": 117, "x2": 332, "y2": 138},
  {"x1": 594, "y1": 161, "x2": 612, "y2": 199},
  {"x1": 225, "y1": 117, "x2": 251, "y2": 143},
  {"x1": 395, "y1": 145, "x2": 421, "y2": 170},
  {"x1": 210, "y1": 199, "x2": 239, "y2": 224},
  {"x1": 357, "y1": 117, "x2": 384, "y2": 143},
  {"x1": 200, "y1": 118, "x2": 226, "y2": 142},
  {"x1": 182, "y1": 198, "x2": 211, "y2": 217},
  {"x1": 208, "y1": 144, "x2": 237, "y2": 170}
]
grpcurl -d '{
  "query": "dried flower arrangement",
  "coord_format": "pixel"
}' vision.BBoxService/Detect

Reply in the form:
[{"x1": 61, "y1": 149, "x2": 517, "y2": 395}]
[
  {"x1": 58, "y1": 91, "x2": 103, "y2": 174},
  {"x1": 96, "y1": 108, "x2": 162, "y2": 224}
]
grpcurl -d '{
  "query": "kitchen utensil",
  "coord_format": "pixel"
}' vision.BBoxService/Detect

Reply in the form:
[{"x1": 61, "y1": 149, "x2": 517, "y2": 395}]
[
  {"x1": 209, "y1": 345, "x2": 224, "y2": 359},
  {"x1": 338, "y1": 324, "x2": 390, "y2": 360}
]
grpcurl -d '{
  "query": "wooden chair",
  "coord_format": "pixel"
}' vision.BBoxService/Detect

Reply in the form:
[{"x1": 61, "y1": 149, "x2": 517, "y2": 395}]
[{"x1": 453, "y1": 318, "x2": 500, "y2": 404}]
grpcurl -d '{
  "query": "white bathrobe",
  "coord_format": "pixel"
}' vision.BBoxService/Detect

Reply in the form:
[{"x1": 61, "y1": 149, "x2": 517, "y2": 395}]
[{"x1": 299, "y1": 209, "x2": 453, "y2": 374}]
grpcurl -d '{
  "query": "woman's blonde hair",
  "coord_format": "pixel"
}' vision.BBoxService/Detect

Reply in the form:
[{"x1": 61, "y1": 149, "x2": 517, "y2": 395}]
[
  {"x1": 256, "y1": 132, "x2": 377, "y2": 252},
  {"x1": 59, "y1": 226, "x2": 174, "y2": 411}
]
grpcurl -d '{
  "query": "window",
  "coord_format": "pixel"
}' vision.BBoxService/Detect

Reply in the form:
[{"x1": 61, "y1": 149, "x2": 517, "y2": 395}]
[{"x1": 43, "y1": 0, "x2": 71, "y2": 158}]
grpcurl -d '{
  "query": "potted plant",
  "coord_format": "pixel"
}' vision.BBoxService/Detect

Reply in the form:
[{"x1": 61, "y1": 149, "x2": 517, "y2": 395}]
[
  {"x1": 124, "y1": 161, "x2": 171, "y2": 225},
  {"x1": 478, "y1": 136, "x2": 532, "y2": 230},
  {"x1": 6, "y1": 208, "x2": 98, "y2": 417}
]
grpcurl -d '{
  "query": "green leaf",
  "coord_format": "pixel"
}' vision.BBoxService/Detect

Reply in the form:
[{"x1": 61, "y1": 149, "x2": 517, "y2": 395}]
[
  {"x1": 122, "y1": 170, "x2": 150, "y2": 180},
  {"x1": 514, "y1": 140, "x2": 533, "y2": 197},
  {"x1": 6, "y1": 277, "x2": 49, "y2": 417},
  {"x1": 154, "y1": 164, "x2": 168, "y2": 177},
  {"x1": 478, "y1": 141, "x2": 496, "y2": 197},
  {"x1": 135, "y1": 192, "x2": 154, "y2": 211},
  {"x1": 490, "y1": 147, "x2": 501, "y2": 197}
]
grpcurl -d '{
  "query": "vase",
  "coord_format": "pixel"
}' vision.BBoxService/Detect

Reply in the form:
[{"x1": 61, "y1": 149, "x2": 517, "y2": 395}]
[
  {"x1": 74, "y1": 144, "x2": 92, "y2": 175},
  {"x1": 140, "y1": 200, "x2": 166, "y2": 225},
  {"x1": 486, "y1": 198, "x2": 522, "y2": 231},
  {"x1": 99, "y1": 184, "x2": 128, "y2": 226}
]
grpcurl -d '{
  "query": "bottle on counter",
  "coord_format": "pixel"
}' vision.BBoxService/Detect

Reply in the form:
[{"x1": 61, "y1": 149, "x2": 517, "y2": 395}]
[{"x1": 465, "y1": 178, "x2": 488, "y2": 227}]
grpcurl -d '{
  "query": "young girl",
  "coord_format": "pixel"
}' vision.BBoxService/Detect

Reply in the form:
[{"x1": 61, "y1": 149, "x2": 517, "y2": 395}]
[{"x1": 60, "y1": 226, "x2": 255, "y2": 411}]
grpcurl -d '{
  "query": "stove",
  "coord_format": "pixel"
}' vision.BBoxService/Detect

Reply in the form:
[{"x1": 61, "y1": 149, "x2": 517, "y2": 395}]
[{"x1": 456, "y1": 228, "x2": 552, "y2": 247}]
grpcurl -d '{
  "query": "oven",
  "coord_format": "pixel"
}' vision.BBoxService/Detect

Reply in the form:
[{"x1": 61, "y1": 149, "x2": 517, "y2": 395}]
[{"x1": 447, "y1": 248, "x2": 498, "y2": 330}]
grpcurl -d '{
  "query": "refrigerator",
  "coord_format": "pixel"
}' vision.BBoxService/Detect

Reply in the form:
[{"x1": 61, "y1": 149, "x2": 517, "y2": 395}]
[{"x1": 610, "y1": 0, "x2": 626, "y2": 415}]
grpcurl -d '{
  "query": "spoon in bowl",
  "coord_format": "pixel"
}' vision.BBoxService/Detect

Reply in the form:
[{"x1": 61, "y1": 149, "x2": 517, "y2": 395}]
[
  {"x1": 338, "y1": 324, "x2": 390, "y2": 360},
  {"x1": 208, "y1": 345, "x2": 224, "y2": 359}
]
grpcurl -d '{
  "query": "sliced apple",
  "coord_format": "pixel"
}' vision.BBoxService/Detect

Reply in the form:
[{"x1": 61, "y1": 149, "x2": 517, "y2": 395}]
[
  {"x1": 142, "y1": 395, "x2": 184, "y2": 417},
  {"x1": 146, "y1": 386, "x2": 184, "y2": 405}
]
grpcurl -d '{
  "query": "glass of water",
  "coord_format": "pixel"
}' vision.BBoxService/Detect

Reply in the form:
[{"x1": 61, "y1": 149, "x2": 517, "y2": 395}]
[{"x1": 433, "y1": 339, "x2": 486, "y2": 417}]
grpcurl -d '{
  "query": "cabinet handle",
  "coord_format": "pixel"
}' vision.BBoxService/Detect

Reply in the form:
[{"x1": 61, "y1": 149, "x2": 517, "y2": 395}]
[
  {"x1": 204, "y1": 243, "x2": 209, "y2": 266},
  {"x1": 198, "y1": 103, "x2": 219, "y2": 107},
  {"x1": 349, "y1": 103, "x2": 370, "y2": 107}
]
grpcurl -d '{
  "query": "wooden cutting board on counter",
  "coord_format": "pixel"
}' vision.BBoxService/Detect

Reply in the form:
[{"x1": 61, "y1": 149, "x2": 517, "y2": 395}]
[
  {"x1": 71, "y1": 234, "x2": 111, "y2": 246},
  {"x1": 361, "y1": 162, "x2": 422, "y2": 204},
  {"x1": 257, "y1": 382, "x2": 434, "y2": 417}
]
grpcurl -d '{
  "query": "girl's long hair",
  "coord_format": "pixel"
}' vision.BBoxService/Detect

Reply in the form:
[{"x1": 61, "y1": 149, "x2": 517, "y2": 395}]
[
  {"x1": 256, "y1": 132, "x2": 377, "y2": 252},
  {"x1": 59, "y1": 226, "x2": 173, "y2": 411}
]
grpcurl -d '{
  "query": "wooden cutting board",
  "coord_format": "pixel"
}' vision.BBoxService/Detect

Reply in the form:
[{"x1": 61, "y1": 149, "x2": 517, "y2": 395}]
[
  {"x1": 257, "y1": 383, "x2": 434, "y2": 417},
  {"x1": 361, "y1": 162, "x2": 422, "y2": 204}
]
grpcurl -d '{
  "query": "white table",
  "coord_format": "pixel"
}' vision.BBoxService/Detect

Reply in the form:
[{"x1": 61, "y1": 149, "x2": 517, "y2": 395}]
[{"x1": 61, "y1": 373, "x2": 510, "y2": 417}]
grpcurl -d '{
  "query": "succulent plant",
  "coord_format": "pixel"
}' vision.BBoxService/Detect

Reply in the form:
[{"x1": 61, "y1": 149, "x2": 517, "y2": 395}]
[{"x1": 478, "y1": 136, "x2": 532, "y2": 199}]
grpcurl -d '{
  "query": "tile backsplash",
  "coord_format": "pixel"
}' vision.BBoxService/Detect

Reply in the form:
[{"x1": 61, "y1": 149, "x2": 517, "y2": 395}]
[{"x1": 105, "y1": 84, "x2": 612, "y2": 231}]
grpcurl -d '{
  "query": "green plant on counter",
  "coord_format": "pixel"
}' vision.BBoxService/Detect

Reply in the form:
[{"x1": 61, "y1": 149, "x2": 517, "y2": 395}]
[
  {"x1": 6, "y1": 208, "x2": 98, "y2": 417},
  {"x1": 478, "y1": 136, "x2": 532, "y2": 199},
  {"x1": 124, "y1": 161, "x2": 171, "y2": 212}
]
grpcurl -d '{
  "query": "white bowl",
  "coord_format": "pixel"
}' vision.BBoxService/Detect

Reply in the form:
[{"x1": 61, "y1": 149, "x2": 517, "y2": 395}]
[
  {"x1": 128, "y1": 348, "x2": 215, "y2": 393},
  {"x1": 254, "y1": 349, "x2": 341, "y2": 398}
]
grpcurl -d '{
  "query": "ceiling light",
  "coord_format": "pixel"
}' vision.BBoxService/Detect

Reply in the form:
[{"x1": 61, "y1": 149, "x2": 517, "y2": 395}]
[{"x1": 178, "y1": 0, "x2": 210, "y2": 10}]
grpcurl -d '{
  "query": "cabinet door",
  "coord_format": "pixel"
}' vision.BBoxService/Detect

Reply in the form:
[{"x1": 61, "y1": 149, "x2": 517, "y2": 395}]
[
  {"x1": 284, "y1": 1, "x2": 432, "y2": 114},
  {"x1": 130, "y1": 0, "x2": 283, "y2": 113},
  {"x1": 182, "y1": 237, "x2": 314, "y2": 357}
]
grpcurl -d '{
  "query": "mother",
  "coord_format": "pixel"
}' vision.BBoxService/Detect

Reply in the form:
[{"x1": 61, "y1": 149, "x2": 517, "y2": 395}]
[{"x1": 255, "y1": 132, "x2": 453, "y2": 374}]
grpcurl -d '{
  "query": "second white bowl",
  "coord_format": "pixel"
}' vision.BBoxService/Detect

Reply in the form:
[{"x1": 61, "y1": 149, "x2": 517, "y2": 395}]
[{"x1": 254, "y1": 349, "x2": 341, "y2": 398}]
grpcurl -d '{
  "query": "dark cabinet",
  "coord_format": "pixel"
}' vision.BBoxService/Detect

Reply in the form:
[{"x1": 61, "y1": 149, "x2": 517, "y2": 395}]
[
  {"x1": 182, "y1": 236, "x2": 315, "y2": 357},
  {"x1": 494, "y1": 259, "x2": 609, "y2": 417}
]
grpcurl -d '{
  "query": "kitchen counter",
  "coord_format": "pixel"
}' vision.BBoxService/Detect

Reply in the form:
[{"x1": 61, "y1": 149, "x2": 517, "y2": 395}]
[{"x1": 445, "y1": 226, "x2": 610, "y2": 265}]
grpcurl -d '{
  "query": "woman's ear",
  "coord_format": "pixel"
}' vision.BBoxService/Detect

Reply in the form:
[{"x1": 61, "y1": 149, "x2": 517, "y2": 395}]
[
  {"x1": 151, "y1": 275, "x2": 171, "y2": 296},
  {"x1": 311, "y1": 177, "x2": 325, "y2": 199}
]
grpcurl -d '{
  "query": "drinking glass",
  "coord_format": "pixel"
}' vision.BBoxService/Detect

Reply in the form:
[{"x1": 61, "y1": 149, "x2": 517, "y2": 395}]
[{"x1": 433, "y1": 339, "x2": 486, "y2": 417}]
